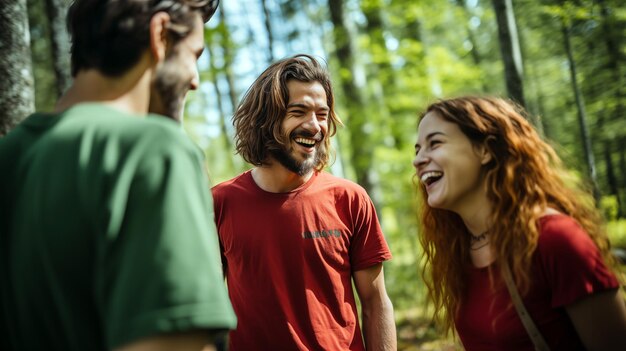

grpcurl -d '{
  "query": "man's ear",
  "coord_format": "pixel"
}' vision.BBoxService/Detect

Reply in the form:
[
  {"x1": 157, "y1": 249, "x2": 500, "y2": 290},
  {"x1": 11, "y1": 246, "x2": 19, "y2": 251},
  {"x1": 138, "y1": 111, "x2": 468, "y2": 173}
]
[{"x1": 149, "y1": 12, "x2": 171, "y2": 63}]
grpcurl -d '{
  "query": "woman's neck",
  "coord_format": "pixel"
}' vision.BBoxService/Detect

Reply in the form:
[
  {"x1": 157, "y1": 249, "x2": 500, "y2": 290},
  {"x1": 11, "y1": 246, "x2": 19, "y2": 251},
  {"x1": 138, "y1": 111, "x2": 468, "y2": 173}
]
[
  {"x1": 456, "y1": 194, "x2": 497, "y2": 268},
  {"x1": 458, "y1": 197, "x2": 493, "y2": 237}
]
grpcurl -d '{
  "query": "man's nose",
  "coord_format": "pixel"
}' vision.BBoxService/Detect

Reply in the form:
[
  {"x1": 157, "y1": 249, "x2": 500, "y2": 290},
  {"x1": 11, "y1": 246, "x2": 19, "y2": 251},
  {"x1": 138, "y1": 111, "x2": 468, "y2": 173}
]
[
  {"x1": 189, "y1": 68, "x2": 200, "y2": 91},
  {"x1": 304, "y1": 113, "x2": 322, "y2": 134}
]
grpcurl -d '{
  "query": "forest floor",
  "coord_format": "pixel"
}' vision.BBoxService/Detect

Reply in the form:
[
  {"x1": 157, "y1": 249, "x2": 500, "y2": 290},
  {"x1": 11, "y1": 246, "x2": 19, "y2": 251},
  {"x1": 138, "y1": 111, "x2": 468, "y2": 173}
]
[{"x1": 395, "y1": 308, "x2": 462, "y2": 351}]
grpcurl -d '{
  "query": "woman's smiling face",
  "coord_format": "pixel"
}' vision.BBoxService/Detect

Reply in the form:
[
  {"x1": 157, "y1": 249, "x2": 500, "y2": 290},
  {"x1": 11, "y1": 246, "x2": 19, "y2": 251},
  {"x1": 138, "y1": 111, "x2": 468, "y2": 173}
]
[{"x1": 414, "y1": 111, "x2": 491, "y2": 213}]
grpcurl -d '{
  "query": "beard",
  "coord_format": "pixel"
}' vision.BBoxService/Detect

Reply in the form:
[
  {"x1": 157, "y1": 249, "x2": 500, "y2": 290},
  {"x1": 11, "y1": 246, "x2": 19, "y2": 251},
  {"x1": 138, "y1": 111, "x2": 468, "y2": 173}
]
[
  {"x1": 271, "y1": 130, "x2": 325, "y2": 176},
  {"x1": 149, "y1": 55, "x2": 190, "y2": 121}
]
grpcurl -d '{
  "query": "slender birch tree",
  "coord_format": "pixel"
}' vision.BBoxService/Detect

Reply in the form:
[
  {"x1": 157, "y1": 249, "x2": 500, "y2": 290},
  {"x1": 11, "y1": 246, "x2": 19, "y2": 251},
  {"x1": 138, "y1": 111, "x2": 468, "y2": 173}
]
[
  {"x1": 0, "y1": 0, "x2": 35, "y2": 136},
  {"x1": 491, "y1": 0, "x2": 526, "y2": 107}
]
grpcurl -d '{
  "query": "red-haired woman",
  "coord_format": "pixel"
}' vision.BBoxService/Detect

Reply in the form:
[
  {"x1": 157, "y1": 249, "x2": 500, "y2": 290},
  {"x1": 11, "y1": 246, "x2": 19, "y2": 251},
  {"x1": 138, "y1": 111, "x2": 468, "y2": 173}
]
[{"x1": 413, "y1": 96, "x2": 626, "y2": 350}]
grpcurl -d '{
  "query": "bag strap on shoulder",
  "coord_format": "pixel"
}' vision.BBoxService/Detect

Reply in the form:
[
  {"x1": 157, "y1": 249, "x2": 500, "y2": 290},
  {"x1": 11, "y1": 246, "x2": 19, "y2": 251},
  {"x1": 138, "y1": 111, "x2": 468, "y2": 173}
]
[{"x1": 501, "y1": 261, "x2": 551, "y2": 351}]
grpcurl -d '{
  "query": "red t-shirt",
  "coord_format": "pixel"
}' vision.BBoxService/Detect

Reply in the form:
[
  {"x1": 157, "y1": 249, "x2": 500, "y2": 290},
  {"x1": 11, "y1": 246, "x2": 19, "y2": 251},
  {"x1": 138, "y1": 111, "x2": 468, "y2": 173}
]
[
  {"x1": 456, "y1": 214, "x2": 619, "y2": 350},
  {"x1": 212, "y1": 171, "x2": 392, "y2": 351}
]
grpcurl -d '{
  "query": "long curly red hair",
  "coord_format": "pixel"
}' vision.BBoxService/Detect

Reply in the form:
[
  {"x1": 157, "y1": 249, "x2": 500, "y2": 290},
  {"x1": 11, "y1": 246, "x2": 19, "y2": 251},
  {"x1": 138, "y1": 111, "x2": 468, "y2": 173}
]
[{"x1": 417, "y1": 96, "x2": 618, "y2": 334}]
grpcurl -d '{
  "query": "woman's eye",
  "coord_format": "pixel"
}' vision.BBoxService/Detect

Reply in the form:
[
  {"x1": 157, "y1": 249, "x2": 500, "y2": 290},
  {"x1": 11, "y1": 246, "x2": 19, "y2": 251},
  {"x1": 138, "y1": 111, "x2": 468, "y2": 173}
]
[{"x1": 430, "y1": 140, "x2": 441, "y2": 147}]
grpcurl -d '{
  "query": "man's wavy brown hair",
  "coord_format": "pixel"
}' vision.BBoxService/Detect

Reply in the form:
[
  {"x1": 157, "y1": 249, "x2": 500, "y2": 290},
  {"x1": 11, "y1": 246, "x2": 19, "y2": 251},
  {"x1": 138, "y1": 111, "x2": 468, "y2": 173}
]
[
  {"x1": 233, "y1": 54, "x2": 342, "y2": 170},
  {"x1": 416, "y1": 96, "x2": 618, "y2": 334}
]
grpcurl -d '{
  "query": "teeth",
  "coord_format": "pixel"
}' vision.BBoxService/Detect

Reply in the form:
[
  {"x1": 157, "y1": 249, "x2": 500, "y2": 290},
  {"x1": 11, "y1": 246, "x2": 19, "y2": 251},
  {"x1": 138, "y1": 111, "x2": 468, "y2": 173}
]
[
  {"x1": 421, "y1": 171, "x2": 443, "y2": 184},
  {"x1": 295, "y1": 137, "x2": 316, "y2": 146}
]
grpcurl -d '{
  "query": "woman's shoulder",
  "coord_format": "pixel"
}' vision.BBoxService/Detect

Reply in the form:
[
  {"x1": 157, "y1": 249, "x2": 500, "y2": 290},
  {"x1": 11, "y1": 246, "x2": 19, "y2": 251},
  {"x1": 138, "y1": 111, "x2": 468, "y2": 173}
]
[
  {"x1": 536, "y1": 212, "x2": 595, "y2": 257},
  {"x1": 539, "y1": 209, "x2": 581, "y2": 230},
  {"x1": 534, "y1": 211, "x2": 619, "y2": 308}
]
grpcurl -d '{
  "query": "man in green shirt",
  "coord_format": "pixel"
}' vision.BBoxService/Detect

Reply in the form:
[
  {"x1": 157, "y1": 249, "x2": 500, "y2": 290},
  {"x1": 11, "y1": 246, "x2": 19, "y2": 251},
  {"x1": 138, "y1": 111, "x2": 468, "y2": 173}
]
[{"x1": 0, "y1": 1, "x2": 236, "y2": 350}]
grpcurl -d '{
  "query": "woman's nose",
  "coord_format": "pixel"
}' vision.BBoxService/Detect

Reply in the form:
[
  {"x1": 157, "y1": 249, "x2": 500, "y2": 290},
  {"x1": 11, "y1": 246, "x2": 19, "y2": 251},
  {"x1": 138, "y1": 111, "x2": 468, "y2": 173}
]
[{"x1": 413, "y1": 149, "x2": 429, "y2": 170}]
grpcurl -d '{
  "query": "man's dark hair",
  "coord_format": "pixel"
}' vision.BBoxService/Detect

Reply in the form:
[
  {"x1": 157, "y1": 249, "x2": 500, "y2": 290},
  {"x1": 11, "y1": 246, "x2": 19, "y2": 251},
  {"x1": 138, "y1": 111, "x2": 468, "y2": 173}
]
[
  {"x1": 67, "y1": 0, "x2": 219, "y2": 77},
  {"x1": 233, "y1": 54, "x2": 343, "y2": 171}
]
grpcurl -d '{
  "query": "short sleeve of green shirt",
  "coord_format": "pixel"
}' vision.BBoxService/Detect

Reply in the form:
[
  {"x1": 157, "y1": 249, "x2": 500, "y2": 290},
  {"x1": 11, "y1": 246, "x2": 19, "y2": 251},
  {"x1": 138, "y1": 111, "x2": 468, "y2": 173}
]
[{"x1": 90, "y1": 118, "x2": 236, "y2": 348}]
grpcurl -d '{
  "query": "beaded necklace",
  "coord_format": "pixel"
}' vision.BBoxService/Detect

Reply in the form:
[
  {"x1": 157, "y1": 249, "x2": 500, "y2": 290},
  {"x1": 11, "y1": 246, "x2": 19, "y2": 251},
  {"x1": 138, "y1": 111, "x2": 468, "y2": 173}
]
[{"x1": 470, "y1": 232, "x2": 489, "y2": 250}]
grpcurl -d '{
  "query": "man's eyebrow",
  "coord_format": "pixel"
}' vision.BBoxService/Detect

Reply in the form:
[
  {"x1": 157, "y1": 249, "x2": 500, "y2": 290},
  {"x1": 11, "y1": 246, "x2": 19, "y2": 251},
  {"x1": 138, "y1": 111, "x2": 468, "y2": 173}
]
[
  {"x1": 287, "y1": 103, "x2": 308, "y2": 109},
  {"x1": 286, "y1": 103, "x2": 330, "y2": 110}
]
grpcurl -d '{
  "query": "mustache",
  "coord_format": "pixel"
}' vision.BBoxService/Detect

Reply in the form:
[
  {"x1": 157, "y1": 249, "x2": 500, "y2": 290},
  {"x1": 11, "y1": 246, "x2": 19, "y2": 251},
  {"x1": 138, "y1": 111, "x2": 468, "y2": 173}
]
[{"x1": 290, "y1": 129, "x2": 324, "y2": 141}]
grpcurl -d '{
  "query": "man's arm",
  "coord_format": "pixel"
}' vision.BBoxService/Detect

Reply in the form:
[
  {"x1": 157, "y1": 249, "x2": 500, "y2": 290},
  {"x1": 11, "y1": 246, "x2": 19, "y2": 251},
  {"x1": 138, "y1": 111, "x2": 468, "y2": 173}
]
[
  {"x1": 353, "y1": 263, "x2": 396, "y2": 351},
  {"x1": 565, "y1": 288, "x2": 626, "y2": 351},
  {"x1": 101, "y1": 131, "x2": 235, "y2": 348}
]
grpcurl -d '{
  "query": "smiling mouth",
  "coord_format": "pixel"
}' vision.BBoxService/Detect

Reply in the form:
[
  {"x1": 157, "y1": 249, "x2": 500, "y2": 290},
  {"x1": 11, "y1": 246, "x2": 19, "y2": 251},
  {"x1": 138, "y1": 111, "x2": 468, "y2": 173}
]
[
  {"x1": 421, "y1": 171, "x2": 443, "y2": 187},
  {"x1": 294, "y1": 137, "x2": 318, "y2": 148}
]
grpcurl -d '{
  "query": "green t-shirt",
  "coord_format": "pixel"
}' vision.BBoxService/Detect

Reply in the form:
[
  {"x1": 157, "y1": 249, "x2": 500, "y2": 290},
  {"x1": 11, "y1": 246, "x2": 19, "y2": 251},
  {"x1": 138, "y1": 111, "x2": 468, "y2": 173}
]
[{"x1": 0, "y1": 103, "x2": 236, "y2": 350}]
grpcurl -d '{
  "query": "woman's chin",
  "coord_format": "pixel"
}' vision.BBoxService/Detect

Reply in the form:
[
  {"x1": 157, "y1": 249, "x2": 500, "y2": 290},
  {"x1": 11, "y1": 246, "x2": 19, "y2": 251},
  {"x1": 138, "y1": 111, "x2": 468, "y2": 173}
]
[{"x1": 427, "y1": 197, "x2": 444, "y2": 209}]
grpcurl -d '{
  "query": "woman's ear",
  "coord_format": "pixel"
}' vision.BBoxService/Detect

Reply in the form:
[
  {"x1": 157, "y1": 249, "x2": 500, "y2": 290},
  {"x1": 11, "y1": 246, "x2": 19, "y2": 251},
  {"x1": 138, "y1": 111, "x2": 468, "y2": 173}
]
[
  {"x1": 480, "y1": 147, "x2": 493, "y2": 165},
  {"x1": 477, "y1": 138, "x2": 494, "y2": 165},
  {"x1": 149, "y1": 12, "x2": 171, "y2": 63}
]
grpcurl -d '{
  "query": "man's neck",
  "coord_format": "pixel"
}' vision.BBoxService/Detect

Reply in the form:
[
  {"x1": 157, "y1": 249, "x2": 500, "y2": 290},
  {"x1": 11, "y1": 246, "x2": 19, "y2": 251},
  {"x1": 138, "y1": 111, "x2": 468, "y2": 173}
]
[
  {"x1": 54, "y1": 53, "x2": 153, "y2": 115},
  {"x1": 251, "y1": 162, "x2": 314, "y2": 193}
]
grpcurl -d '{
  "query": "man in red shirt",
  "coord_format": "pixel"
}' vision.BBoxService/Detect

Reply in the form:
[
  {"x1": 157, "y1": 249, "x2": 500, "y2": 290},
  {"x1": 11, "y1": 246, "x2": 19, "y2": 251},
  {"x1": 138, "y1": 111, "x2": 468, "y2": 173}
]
[{"x1": 212, "y1": 54, "x2": 396, "y2": 350}]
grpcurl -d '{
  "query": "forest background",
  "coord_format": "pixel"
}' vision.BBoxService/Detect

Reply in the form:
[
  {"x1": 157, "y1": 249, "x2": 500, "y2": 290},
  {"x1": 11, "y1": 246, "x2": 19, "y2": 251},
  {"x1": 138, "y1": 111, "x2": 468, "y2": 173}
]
[{"x1": 1, "y1": 0, "x2": 625, "y2": 349}]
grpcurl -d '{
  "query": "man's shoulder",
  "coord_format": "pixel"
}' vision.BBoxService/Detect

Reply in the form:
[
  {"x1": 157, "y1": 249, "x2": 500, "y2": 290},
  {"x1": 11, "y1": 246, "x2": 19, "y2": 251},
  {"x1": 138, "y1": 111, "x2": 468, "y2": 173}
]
[
  {"x1": 62, "y1": 105, "x2": 194, "y2": 151},
  {"x1": 213, "y1": 171, "x2": 253, "y2": 194},
  {"x1": 79, "y1": 108, "x2": 184, "y2": 138},
  {"x1": 316, "y1": 172, "x2": 368, "y2": 194},
  {"x1": 122, "y1": 115, "x2": 191, "y2": 148}
]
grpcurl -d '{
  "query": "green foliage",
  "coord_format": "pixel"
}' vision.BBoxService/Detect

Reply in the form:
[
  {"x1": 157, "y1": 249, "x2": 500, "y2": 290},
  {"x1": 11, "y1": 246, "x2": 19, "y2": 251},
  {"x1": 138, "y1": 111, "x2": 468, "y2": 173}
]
[
  {"x1": 375, "y1": 145, "x2": 423, "y2": 311},
  {"x1": 601, "y1": 196, "x2": 620, "y2": 221},
  {"x1": 607, "y1": 219, "x2": 626, "y2": 249}
]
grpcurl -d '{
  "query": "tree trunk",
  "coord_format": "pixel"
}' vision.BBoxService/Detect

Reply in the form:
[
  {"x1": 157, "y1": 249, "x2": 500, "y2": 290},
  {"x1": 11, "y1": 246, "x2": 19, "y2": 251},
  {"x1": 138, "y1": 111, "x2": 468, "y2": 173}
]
[
  {"x1": 218, "y1": 6, "x2": 240, "y2": 114},
  {"x1": 561, "y1": 18, "x2": 601, "y2": 202},
  {"x1": 206, "y1": 43, "x2": 235, "y2": 171},
  {"x1": 617, "y1": 138, "x2": 626, "y2": 218},
  {"x1": 491, "y1": 0, "x2": 526, "y2": 107},
  {"x1": 599, "y1": 0, "x2": 624, "y2": 83},
  {"x1": 260, "y1": 0, "x2": 274, "y2": 64},
  {"x1": 45, "y1": 0, "x2": 71, "y2": 97},
  {"x1": 599, "y1": 0, "x2": 625, "y2": 216},
  {"x1": 327, "y1": 0, "x2": 377, "y2": 200},
  {"x1": 603, "y1": 142, "x2": 621, "y2": 217},
  {"x1": 0, "y1": 0, "x2": 35, "y2": 136},
  {"x1": 526, "y1": 62, "x2": 547, "y2": 136}
]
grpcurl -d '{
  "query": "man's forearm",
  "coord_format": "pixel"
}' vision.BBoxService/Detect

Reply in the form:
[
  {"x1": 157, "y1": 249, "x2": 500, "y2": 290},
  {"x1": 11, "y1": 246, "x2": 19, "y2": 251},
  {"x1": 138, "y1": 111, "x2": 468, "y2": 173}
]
[{"x1": 362, "y1": 296, "x2": 397, "y2": 351}]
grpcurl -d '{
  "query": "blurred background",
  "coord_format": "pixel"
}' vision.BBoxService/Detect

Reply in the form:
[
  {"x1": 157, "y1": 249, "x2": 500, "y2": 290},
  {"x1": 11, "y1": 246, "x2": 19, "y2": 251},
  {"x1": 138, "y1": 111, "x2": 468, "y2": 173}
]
[{"x1": 3, "y1": 0, "x2": 625, "y2": 349}]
